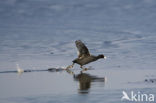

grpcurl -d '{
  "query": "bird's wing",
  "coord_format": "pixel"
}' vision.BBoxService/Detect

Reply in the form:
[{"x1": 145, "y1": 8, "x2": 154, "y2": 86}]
[{"x1": 75, "y1": 40, "x2": 90, "y2": 58}]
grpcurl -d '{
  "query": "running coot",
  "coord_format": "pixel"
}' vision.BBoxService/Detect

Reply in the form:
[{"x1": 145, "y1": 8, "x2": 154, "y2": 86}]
[{"x1": 67, "y1": 40, "x2": 106, "y2": 69}]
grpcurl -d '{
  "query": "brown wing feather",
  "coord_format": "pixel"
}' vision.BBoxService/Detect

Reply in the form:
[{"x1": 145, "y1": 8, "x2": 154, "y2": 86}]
[{"x1": 75, "y1": 40, "x2": 90, "y2": 58}]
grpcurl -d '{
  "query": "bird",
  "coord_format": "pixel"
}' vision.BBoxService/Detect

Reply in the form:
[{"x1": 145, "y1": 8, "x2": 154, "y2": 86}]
[
  {"x1": 16, "y1": 64, "x2": 24, "y2": 73},
  {"x1": 66, "y1": 40, "x2": 106, "y2": 70}
]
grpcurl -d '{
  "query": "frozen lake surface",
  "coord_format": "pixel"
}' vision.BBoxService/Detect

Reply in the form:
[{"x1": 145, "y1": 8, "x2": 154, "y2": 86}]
[
  {"x1": 0, "y1": 68, "x2": 156, "y2": 103},
  {"x1": 0, "y1": 0, "x2": 156, "y2": 103}
]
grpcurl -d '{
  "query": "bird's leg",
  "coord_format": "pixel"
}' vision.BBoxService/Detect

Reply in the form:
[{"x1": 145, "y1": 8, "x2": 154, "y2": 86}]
[
  {"x1": 80, "y1": 65, "x2": 84, "y2": 69},
  {"x1": 80, "y1": 66, "x2": 88, "y2": 71},
  {"x1": 66, "y1": 63, "x2": 74, "y2": 69}
]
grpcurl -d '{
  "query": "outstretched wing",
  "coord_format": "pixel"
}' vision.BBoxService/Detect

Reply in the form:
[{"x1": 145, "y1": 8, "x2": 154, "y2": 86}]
[{"x1": 75, "y1": 40, "x2": 90, "y2": 58}]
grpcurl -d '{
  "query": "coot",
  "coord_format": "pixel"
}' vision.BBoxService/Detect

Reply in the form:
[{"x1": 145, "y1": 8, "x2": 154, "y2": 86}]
[{"x1": 67, "y1": 40, "x2": 106, "y2": 69}]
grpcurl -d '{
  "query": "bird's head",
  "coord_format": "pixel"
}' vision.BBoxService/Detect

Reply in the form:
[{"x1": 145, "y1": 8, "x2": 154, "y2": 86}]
[{"x1": 98, "y1": 54, "x2": 107, "y2": 59}]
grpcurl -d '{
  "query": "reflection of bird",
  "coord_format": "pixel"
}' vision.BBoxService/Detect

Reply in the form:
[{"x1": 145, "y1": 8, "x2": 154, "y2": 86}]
[
  {"x1": 72, "y1": 71, "x2": 106, "y2": 94},
  {"x1": 16, "y1": 64, "x2": 24, "y2": 73},
  {"x1": 121, "y1": 91, "x2": 130, "y2": 101},
  {"x1": 67, "y1": 40, "x2": 106, "y2": 69},
  {"x1": 74, "y1": 73, "x2": 91, "y2": 91}
]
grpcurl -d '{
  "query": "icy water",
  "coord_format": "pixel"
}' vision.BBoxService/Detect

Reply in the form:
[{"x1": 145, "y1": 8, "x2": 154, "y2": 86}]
[{"x1": 0, "y1": 0, "x2": 156, "y2": 103}]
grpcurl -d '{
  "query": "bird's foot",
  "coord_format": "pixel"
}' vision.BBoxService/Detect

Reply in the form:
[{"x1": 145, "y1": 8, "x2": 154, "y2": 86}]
[
  {"x1": 66, "y1": 64, "x2": 74, "y2": 69},
  {"x1": 82, "y1": 68, "x2": 88, "y2": 71},
  {"x1": 66, "y1": 69, "x2": 74, "y2": 75},
  {"x1": 80, "y1": 66, "x2": 88, "y2": 71}
]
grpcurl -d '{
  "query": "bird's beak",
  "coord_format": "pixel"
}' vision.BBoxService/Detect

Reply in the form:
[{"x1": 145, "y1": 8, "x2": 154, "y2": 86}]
[{"x1": 104, "y1": 56, "x2": 107, "y2": 59}]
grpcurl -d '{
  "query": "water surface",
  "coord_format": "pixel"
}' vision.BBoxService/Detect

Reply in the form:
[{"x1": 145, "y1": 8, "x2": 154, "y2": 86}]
[{"x1": 0, "y1": 0, "x2": 156, "y2": 103}]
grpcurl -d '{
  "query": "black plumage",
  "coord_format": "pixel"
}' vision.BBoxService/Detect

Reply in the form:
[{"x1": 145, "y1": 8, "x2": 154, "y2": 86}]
[{"x1": 67, "y1": 40, "x2": 106, "y2": 69}]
